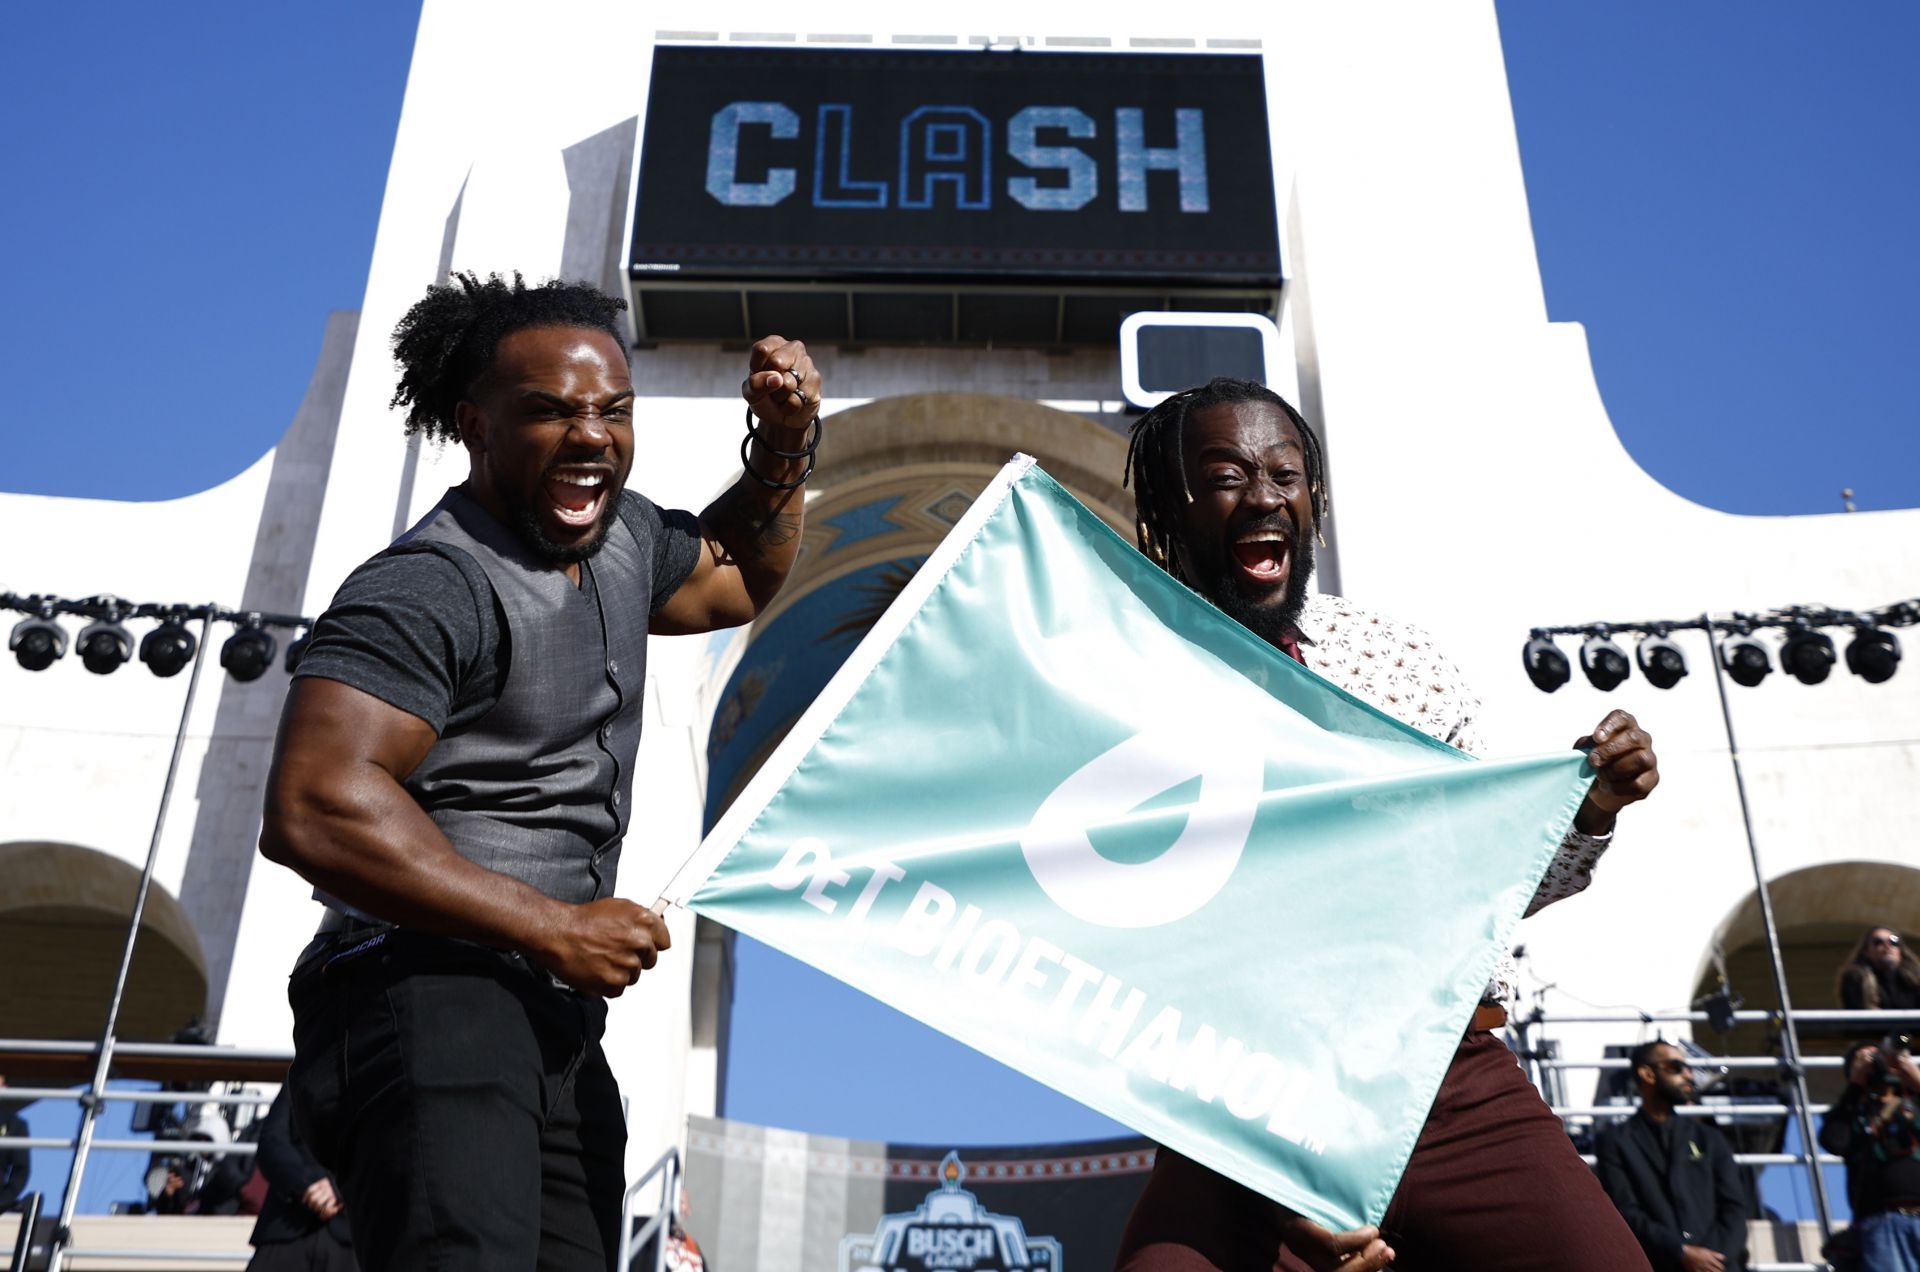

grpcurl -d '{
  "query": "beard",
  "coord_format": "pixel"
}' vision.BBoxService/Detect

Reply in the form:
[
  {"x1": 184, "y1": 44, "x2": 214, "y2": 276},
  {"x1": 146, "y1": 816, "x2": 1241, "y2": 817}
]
[
  {"x1": 510, "y1": 493, "x2": 617, "y2": 565},
  {"x1": 1198, "y1": 527, "x2": 1317, "y2": 651},
  {"x1": 1657, "y1": 1074, "x2": 1695, "y2": 1107}
]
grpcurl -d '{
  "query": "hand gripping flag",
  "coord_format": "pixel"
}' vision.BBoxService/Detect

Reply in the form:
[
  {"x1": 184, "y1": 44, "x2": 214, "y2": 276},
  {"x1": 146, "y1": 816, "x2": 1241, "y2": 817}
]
[{"x1": 662, "y1": 456, "x2": 1592, "y2": 1231}]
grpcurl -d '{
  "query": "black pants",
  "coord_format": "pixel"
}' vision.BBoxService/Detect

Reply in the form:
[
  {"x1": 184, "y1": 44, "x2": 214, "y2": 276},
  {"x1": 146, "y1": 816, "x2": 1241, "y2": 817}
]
[
  {"x1": 246, "y1": 1230, "x2": 358, "y2": 1272},
  {"x1": 1117, "y1": 1030, "x2": 1653, "y2": 1271},
  {"x1": 288, "y1": 933, "x2": 625, "y2": 1272}
]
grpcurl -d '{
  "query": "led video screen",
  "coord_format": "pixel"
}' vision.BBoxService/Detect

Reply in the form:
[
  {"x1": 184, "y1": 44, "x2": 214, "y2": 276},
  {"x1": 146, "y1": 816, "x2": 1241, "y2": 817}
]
[{"x1": 631, "y1": 45, "x2": 1282, "y2": 286}]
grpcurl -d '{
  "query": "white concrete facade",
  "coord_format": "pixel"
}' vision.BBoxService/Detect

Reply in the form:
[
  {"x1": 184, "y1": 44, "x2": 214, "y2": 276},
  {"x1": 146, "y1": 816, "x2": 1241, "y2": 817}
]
[{"x1": 2, "y1": 0, "x2": 1915, "y2": 1192}]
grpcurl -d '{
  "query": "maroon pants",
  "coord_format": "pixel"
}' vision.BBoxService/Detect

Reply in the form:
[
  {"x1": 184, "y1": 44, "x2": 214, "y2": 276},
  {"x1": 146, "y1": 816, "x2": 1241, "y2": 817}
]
[{"x1": 1115, "y1": 1030, "x2": 1653, "y2": 1272}]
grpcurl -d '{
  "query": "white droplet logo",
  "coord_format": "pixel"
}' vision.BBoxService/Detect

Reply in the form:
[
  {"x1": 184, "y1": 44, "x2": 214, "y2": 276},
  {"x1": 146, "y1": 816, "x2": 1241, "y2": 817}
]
[{"x1": 1020, "y1": 730, "x2": 1263, "y2": 928}]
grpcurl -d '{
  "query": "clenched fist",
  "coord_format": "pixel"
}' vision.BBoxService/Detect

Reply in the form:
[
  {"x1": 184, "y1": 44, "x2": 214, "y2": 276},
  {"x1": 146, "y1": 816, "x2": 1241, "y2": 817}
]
[
  {"x1": 741, "y1": 335, "x2": 822, "y2": 432},
  {"x1": 1574, "y1": 709, "x2": 1659, "y2": 834},
  {"x1": 530, "y1": 897, "x2": 673, "y2": 997}
]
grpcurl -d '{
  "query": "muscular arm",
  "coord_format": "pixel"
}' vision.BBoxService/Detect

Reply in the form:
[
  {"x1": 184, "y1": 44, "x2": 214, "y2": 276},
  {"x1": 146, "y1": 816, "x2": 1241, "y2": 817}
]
[
  {"x1": 650, "y1": 471, "x2": 805, "y2": 634},
  {"x1": 259, "y1": 677, "x2": 667, "y2": 995},
  {"x1": 651, "y1": 335, "x2": 820, "y2": 635}
]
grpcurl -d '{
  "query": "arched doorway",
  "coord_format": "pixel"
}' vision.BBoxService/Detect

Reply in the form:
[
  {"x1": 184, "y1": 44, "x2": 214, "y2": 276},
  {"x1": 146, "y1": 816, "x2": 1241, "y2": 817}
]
[
  {"x1": 0, "y1": 841, "x2": 210, "y2": 1041},
  {"x1": 1691, "y1": 860, "x2": 1920, "y2": 1104},
  {"x1": 701, "y1": 393, "x2": 1131, "y2": 826}
]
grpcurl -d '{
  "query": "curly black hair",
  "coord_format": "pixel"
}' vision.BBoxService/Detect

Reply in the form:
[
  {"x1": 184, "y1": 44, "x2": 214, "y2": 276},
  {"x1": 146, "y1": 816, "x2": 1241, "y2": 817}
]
[
  {"x1": 388, "y1": 271, "x2": 629, "y2": 444},
  {"x1": 1122, "y1": 377, "x2": 1329, "y2": 584}
]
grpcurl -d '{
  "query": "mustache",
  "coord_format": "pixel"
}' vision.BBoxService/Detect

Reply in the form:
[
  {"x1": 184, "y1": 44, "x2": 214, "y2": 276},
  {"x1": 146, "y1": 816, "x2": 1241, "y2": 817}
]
[
  {"x1": 543, "y1": 460, "x2": 615, "y2": 477},
  {"x1": 1232, "y1": 513, "x2": 1296, "y2": 543}
]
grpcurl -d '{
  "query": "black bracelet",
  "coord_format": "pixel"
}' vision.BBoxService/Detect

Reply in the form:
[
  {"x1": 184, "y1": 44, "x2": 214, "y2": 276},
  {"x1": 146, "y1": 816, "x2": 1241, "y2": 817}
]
[
  {"x1": 740, "y1": 425, "x2": 817, "y2": 491},
  {"x1": 743, "y1": 405, "x2": 822, "y2": 459}
]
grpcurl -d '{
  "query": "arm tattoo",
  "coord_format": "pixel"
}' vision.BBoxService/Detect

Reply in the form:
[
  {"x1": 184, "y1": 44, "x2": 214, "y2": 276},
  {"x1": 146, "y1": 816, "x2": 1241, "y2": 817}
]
[{"x1": 710, "y1": 485, "x2": 802, "y2": 561}]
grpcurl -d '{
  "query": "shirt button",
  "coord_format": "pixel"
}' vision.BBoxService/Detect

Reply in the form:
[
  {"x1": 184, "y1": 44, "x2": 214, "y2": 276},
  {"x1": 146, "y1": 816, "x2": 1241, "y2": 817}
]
[
  {"x1": 611, "y1": 791, "x2": 623, "y2": 807},
  {"x1": 599, "y1": 724, "x2": 612, "y2": 743},
  {"x1": 608, "y1": 659, "x2": 620, "y2": 675}
]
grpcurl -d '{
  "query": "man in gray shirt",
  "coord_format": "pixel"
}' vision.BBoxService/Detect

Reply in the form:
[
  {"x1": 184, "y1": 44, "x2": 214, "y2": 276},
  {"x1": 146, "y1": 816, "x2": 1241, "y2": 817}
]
[{"x1": 261, "y1": 272, "x2": 822, "y2": 1271}]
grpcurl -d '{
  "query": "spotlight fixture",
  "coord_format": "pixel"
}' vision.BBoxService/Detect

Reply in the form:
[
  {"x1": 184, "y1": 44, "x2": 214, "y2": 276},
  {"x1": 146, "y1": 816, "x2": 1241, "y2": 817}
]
[
  {"x1": 1635, "y1": 633, "x2": 1689, "y2": 690},
  {"x1": 1524, "y1": 596, "x2": 1915, "y2": 698},
  {"x1": 1522, "y1": 634, "x2": 1570, "y2": 692},
  {"x1": 1579, "y1": 634, "x2": 1631, "y2": 692},
  {"x1": 220, "y1": 617, "x2": 278, "y2": 683},
  {"x1": 283, "y1": 625, "x2": 311, "y2": 675},
  {"x1": 1845, "y1": 625, "x2": 1902, "y2": 684},
  {"x1": 1719, "y1": 635, "x2": 1772, "y2": 688},
  {"x1": 140, "y1": 613, "x2": 198, "y2": 678},
  {"x1": 77, "y1": 615, "x2": 134, "y2": 675},
  {"x1": 1780, "y1": 624, "x2": 1837, "y2": 686},
  {"x1": 9, "y1": 612, "x2": 67, "y2": 671}
]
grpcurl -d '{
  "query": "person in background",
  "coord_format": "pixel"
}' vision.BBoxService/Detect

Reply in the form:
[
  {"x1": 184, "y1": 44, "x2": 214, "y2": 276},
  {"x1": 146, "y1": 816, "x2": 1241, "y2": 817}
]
[
  {"x1": 1838, "y1": 928, "x2": 1920, "y2": 1012},
  {"x1": 1595, "y1": 1040, "x2": 1749, "y2": 1272},
  {"x1": 146, "y1": 1100, "x2": 246, "y2": 1216},
  {"x1": 1822, "y1": 1039, "x2": 1920, "y2": 1270},
  {"x1": 664, "y1": 1186, "x2": 705, "y2": 1272},
  {"x1": 247, "y1": 1087, "x2": 354, "y2": 1272}
]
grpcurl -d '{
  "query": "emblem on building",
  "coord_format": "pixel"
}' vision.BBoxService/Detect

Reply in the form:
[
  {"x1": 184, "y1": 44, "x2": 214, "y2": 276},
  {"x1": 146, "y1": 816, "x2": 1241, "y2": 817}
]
[{"x1": 840, "y1": 1151, "x2": 1062, "y2": 1272}]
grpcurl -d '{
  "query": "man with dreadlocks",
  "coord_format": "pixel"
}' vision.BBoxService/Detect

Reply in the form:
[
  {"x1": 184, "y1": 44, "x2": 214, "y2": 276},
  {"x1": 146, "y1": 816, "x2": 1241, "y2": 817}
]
[
  {"x1": 261, "y1": 273, "x2": 822, "y2": 1270},
  {"x1": 1112, "y1": 378, "x2": 1661, "y2": 1272}
]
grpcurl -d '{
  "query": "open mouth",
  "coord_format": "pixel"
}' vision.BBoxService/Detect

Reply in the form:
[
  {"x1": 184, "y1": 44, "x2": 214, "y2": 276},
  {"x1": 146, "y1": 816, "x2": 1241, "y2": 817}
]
[
  {"x1": 1229, "y1": 529, "x2": 1291, "y2": 587},
  {"x1": 543, "y1": 468, "x2": 611, "y2": 529}
]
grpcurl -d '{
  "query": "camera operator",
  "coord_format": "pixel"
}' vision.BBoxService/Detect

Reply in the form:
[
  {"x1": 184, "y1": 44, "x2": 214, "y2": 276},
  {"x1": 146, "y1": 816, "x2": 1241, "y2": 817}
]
[
  {"x1": 145, "y1": 1100, "x2": 249, "y2": 1216},
  {"x1": 1821, "y1": 1037, "x2": 1920, "y2": 1265},
  {"x1": 141, "y1": 1024, "x2": 255, "y2": 1216}
]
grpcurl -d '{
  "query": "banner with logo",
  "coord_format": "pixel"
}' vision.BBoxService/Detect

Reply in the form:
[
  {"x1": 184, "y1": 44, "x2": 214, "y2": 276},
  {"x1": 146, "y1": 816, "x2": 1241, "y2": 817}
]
[
  {"x1": 663, "y1": 456, "x2": 1592, "y2": 1231},
  {"x1": 680, "y1": 1115, "x2": 1154, "y2": 1272}
]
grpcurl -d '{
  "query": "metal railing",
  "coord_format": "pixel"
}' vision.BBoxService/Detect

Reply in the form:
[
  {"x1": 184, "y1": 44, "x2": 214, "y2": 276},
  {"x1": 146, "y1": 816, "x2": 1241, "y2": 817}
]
[
  {"x1": 3, "y1": 1037, "x2": 289, "y2": 1269},
  {"x1": 10, "y1": 1192, "x2": 43, "y2": 1272},
  {"x1": 7, "y1": 1037, "x2": 694, "y2": 1270},
  {"x1": 1509, "y1": 1004, "x2": 1920, "y2": 1272},
  {"x1": 54, "y1": 1248, "x2": 251, "y2": 1266},
  {"x1": 615, "y1": 1146, "x2": 681, "y2": 1272}
]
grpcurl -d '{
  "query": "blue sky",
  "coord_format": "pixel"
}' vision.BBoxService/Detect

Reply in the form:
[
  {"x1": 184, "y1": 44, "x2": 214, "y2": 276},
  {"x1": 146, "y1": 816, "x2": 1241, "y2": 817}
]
[
  {"x1": 5, "y1": 0, "x2": 1912, "y2": 1217},
  {"x1": 1499, "y1": 3, "x2": 1918, "y2": 517},
  {"x1": 1, "y1": 5, "x2": 1913, "y2": 513}
]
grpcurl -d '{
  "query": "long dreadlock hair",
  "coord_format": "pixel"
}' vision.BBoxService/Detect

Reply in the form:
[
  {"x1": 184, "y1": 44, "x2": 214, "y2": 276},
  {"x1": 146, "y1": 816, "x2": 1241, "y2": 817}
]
[
  {"x1": 1837, "y1": 926, "x2": 1920, "y2": 1008},
  {"x1": 388, "y1": 271, "x2": 629, "y2": 445},
  {"x1": 1122, "y1": 377, "x2": 1330, "y2": 584}
]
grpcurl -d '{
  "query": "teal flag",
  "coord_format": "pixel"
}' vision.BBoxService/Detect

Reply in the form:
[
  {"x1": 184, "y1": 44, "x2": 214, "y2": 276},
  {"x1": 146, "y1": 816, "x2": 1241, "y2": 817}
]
[{"x1": 664, "y1": 456, "x2": 1591, "y2": 1231}]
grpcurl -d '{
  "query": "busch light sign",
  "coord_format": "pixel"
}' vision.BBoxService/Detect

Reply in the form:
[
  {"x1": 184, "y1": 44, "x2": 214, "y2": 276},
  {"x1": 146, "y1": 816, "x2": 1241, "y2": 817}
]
[{"x1": 841, "y1": 1153, "x2": 1062, "y2": 1272}]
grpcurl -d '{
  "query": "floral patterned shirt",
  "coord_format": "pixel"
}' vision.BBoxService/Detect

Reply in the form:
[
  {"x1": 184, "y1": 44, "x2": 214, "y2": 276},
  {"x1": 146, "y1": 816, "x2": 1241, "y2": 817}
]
[{"x1": 1293, "y1": 593, "x2": 1613, "y2": 1003}]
